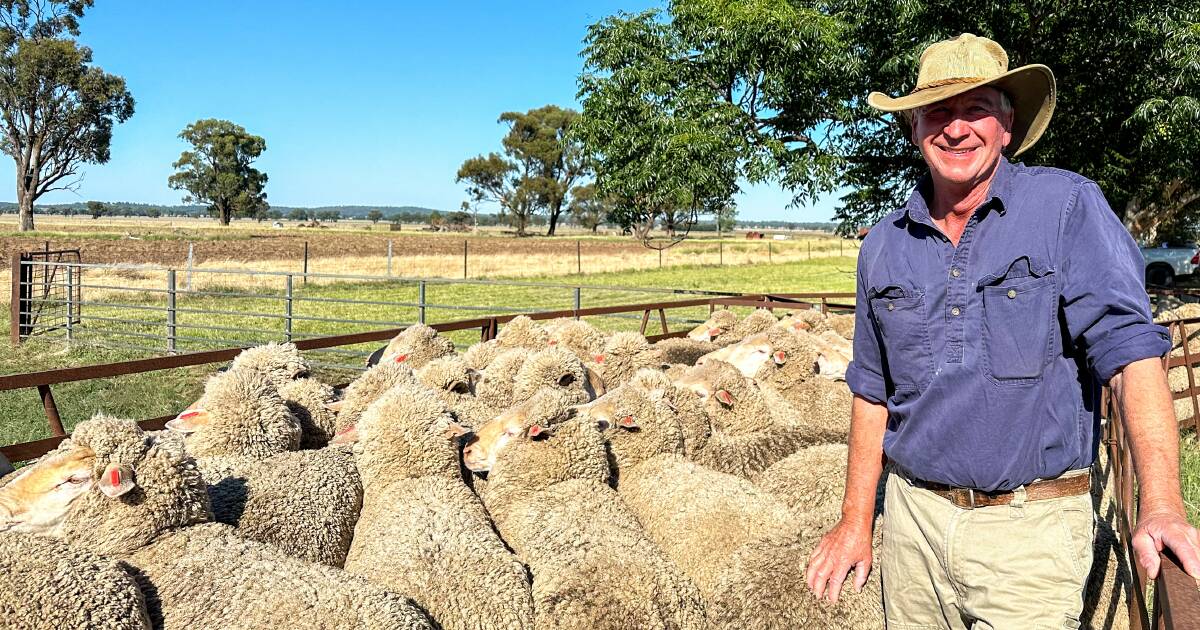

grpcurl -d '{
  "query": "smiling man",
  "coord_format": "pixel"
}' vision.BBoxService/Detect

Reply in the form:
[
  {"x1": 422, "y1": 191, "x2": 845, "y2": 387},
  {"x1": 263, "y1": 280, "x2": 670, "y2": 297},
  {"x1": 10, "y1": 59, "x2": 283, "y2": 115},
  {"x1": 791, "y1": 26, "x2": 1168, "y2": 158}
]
[{"x1": 804, "y1": 33, "x2": 1200, "y2": 628}]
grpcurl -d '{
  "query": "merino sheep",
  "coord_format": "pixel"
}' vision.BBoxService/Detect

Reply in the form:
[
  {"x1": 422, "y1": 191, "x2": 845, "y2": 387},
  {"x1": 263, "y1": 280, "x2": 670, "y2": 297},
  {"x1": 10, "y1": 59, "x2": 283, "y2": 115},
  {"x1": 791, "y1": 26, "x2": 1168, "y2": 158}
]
[
  {"x1": 0, "y1": 531, "x2": 151, "y2": 630},
  {"x1": 727, "y1": 308, "x2": 778, "y2": 341},
  {"x1": 198, "y1": 446, "x2": 362, "y2": 567},
  {"x1": 278, "y1": 377, "x2": 340, "y2": 448},
  {"x1": 0, "y1": 415, "x2": 434, "y2": 630},
  {"x1": 227, "y1": 341, "x2": 310, "y2": 386},
  {"x1": 415, "y1": 355, "x2": 498, "y2": 429},
  {"x1": 547, "y1": 318, "x2": 606, "y2": 361},
  {"x1": 343, "y1": 384, "x2": 535, "y2": 630},
  {"x1": 653, "y1": 336, "x2": 718, "y2": 368},
  {"x1": 473, "y1": 348, "x2": 530, "y2": 410},
  {"x1": 777, "y1": 307, "x2": 826, "y2": 333},
  {"x1": 479, "y1": 390, "x2": 707, "y2": 630},
  {"x1": 496, "y1": 315, "x2": 551, "y2": 350},
  {"x1": 514, "y1": 346, "x2": 597, "y2": 404},
  {"x1": 166, "y1": 369, "x2": 300, "y2": 458},
  {"x1": 686, "y1": 309, "x2": 739, "y2": 343},
  {"x1": 672, "y1": 360, "x2": 813, "y2": 477},
  {"x1": 462, "y1": 338, "x2": 505, "y2": 371},
  {"x1": 751, "y1": 444, "x2": 886, "y2": 526},
  {"x1": 583, "y1": 393, "x2": 881, "y2": 629},
  {"x1": 380, "y1": 323, "x2": 456, "y2": 367},
  {"x1": 331, "y1": 361, "x2": 418, "y2": 433},
  {"x1": 588, "y1": 331, "x2": 661, "y2": 389},
  {"x1": 824, "y1": 313, "x2": 856, "y2": 340}
]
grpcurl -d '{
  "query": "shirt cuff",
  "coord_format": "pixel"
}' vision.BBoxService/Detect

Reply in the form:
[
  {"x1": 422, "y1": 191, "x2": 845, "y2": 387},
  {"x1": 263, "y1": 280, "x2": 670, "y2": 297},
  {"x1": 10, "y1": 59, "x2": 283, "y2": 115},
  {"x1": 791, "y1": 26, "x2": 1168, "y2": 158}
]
[
  {"x1": 1090, "y1": 325, "x2": 1171, "y2": 383},
  {"x1": 846, "y1": 361, "x2": 886, "y2": 404}
]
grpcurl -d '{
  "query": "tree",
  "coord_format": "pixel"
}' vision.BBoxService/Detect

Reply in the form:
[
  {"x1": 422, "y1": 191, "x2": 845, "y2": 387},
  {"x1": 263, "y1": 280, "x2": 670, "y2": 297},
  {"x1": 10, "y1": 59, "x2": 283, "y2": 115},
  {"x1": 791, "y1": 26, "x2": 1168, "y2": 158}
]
[
  {"x1": 0, "y1": 0, "x2": 135, "y2": 231},
  {"x1": 457, "y1": 105, "x2": 588, "y2": 237},
  {"x1": 146, "y1": 207, "x2": 160, "y2": 219},
  {"x1": 498, "y1": 105, "x2": 587, "y2": 236},
  {"x1": 316, "y1": 210, "x2": 339, "y2": 222},
  {"x1": 86, "y1": 199, "x2": 104, "y2": 219},
  {"x1": 168, "y1": 119, "x2": 268, "y2": 226},
  {"x1": 287, "y1": 208, "x2": 307, "y2": 221},
  {"x1": 580, "y1": 0, "x2": 1200, "y2": 238},
  {"x1": 366, "y1": 209, "x2": 383, "y2": 224},
  {"x1": 428, "y1": 210, "x2": 442, "y2": 229},
  {"x1": 267, "y1": 209, "x2": 283, "y2": 220},
  {"x1": 568, "y1": 183, "x2": 609, "y2": 233}
]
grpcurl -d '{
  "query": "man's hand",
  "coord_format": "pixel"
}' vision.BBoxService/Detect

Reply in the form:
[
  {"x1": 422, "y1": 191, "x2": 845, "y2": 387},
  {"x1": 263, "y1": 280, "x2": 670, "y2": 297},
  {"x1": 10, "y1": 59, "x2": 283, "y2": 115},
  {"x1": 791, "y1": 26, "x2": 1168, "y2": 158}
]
[
  {"x1": 805, "y1": 516, "x2": 874, "y2": 603},
  {"x1": 1131, "y1": 507, "x2": 1200, "y2": 580}
]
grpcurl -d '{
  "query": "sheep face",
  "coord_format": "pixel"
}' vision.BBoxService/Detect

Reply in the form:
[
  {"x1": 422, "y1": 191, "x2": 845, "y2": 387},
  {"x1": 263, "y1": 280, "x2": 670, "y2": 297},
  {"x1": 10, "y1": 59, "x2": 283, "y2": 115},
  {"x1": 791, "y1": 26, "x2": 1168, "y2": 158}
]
[
  {"x1": 697, "y1": 333, "x2": 776, "y2": 378},
  {"x1": 463, "y1": 407, "x2": 527, "y2": 473},
  {"x1": 0, "y1": 449, "x2": 103, "y2": 535}
]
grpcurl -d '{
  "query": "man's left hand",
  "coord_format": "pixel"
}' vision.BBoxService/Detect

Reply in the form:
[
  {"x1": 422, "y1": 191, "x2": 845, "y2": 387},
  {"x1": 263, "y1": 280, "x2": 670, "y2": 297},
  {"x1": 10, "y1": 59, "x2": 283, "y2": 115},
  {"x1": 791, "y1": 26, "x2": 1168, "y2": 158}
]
[{"x1": 1131, "y1": 508, "x2": 1200, "y2": 580}]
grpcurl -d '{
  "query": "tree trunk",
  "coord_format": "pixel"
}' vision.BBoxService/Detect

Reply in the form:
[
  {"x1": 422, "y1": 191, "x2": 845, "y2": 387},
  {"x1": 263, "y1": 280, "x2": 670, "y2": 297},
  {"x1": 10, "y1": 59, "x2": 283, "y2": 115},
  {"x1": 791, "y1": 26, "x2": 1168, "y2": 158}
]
[
  {"x1": 17, "y1": 189, "x2": 34, "y2": 232},
  {"x1": 219, "y1": 203, "x2": 231, "y2": 226},
  {"x1": 546, "y1": 199, "x2": 563, "y2": 236}
]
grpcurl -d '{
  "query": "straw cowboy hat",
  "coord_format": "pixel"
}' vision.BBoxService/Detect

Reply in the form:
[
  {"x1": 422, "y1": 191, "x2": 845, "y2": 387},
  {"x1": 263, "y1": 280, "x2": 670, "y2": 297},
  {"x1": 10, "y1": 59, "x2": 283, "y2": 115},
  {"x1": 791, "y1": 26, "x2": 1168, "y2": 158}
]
[{"x1": 867, "y1": 33, "x2": 1055, "y2": 157}]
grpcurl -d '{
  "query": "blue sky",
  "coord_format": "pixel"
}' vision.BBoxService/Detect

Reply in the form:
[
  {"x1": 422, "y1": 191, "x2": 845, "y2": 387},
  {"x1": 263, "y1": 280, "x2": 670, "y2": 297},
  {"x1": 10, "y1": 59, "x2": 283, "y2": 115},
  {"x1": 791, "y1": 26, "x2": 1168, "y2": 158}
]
[{"x1": 0, "y1": 1, "x2": 837, "y2": 223}]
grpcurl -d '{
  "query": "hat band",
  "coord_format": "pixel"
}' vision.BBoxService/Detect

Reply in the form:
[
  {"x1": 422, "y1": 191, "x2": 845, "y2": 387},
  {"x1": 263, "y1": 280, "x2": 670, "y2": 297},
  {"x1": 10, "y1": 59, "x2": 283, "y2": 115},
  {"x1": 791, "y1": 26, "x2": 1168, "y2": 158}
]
[{"x1": 911, "y1": 76, "x2": 989, "y2": 93}]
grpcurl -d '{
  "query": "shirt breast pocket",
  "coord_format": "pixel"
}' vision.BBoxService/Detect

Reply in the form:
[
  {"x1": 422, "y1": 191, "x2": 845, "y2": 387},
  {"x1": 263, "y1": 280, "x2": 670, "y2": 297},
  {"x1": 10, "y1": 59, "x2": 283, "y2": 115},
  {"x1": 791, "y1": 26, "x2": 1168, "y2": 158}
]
[
  {"x1": 977, "y1": 256, "x2": 1057, "y2": 383},
  {"x1": 868, "y1": 285, "x2": 933, "y2": 390}
]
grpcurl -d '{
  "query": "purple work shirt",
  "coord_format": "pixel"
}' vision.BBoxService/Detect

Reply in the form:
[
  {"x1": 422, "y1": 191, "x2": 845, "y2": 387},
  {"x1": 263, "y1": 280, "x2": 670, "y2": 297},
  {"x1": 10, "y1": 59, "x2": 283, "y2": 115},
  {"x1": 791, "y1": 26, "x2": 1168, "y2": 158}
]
[{"x1": 846, "y1": 157, "x2": 1170, "y2": 492}]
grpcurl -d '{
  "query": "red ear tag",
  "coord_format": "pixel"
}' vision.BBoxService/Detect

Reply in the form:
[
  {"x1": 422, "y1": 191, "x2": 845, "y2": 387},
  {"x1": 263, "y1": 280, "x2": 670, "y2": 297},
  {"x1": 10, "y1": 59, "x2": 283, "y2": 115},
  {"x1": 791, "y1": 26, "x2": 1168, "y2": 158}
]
[
  {"x1": 715, "y1": 390, "x2": 733, "y2": 406},
  {"x1": 619, "y1": 416, "x2": 636, "y2": 428},
  {"x1": 394, "y1": 354, "x2": 409, "y2": 363},
  {"x1": 110, "y1": 467, "x2": 121, "y2": 486},
  {"x1": 594, "y1": 355, "x2": 605, "y2": 364},
  {"x1": 548, "y1": 340, "x2": 557, "y2": 345},
  {"x1": 773, "y1": 351, "x2": 787, "y2": 364},
  {"x1": 336, "y1": 423, "x2": 355, "y2": 436},
  {"x1": 528, "y1": 425, "x2": 543, "y2": 437},
  {"x1": 178, "y1": 410, "x2": 201, "y2": 419}
]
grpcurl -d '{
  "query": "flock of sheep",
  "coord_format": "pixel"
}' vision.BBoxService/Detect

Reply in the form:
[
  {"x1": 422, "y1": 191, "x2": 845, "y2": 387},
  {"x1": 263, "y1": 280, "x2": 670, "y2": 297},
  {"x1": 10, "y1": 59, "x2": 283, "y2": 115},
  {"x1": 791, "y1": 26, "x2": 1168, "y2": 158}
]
[{"x1": 0, "y1": 305, "x2": 1132, "y2": 629}]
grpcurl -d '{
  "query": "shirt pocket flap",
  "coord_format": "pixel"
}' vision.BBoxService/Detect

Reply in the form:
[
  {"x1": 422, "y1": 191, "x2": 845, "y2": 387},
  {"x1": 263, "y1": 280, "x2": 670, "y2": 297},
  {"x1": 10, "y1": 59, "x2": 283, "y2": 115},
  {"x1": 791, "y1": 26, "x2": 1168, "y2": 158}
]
[{"x1": 976, "y1": 255, "x2": 1055, "y2": 289}]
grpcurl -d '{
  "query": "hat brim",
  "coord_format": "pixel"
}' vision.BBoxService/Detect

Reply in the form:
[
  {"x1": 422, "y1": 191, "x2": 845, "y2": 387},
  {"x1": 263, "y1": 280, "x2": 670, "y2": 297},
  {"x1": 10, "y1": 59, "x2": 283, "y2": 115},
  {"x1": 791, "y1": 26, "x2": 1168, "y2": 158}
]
[{"x1": 866, "y1": 64, "x2": 1055, "y2": 157}]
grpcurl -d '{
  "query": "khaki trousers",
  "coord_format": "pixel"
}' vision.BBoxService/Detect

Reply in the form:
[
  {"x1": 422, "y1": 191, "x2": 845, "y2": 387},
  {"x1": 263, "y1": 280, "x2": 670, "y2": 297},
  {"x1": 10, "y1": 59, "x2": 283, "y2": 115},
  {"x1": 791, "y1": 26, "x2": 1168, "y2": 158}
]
[{"x1": 881, "y1": 471, "x2": 1095, "y2": 630}]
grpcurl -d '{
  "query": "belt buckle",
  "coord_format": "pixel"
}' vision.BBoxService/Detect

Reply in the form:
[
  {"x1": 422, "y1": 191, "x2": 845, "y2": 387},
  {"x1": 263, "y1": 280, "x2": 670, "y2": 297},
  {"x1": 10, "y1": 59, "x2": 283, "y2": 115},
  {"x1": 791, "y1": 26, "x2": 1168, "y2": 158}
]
[{"x1": 966, "y1": 488, "x2": 976, "y2": 509}]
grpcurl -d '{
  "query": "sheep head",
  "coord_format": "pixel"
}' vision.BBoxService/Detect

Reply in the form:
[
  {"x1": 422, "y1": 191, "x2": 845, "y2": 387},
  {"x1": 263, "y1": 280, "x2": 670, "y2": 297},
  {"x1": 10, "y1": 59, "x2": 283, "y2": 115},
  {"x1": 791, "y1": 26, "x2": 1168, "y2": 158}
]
[
  {"x1": 166, "y1": 370, "x2": 300, "y2": 458},
  {"x1": 463, "y1": 389, "x2": 574, "y2": 473},
  {"x1": 379, "y1": 324, "x2": 456, "y2": 368},
  {"x1": 416, "y1": 355, "x2": 476, "y2": 397},
  {"x1": 513, "y1": 347, "x2": 595, "y2": 405},
  {"x1": 686, "y1": 309, "x2": 739, "y2": 342},
  {"x1": 348, "y1": 384, "x2": 469, "y2": 483},
  {"x1": 0, "y1": 415, "x2": 211, "y2": 554}
]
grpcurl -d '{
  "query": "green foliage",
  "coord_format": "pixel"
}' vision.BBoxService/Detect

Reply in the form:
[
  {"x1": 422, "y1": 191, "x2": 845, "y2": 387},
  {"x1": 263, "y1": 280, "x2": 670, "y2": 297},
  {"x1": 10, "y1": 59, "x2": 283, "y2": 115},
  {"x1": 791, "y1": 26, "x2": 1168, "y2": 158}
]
[
  {"x1": 287, "y1": 208, "x2": 308, "y2": 221},
  {"x1": 0, "y1": 0, "x2": 134, "y2": 231},
  {"x1": 568, "y1": 183, "x2": 609, "y2": 232},
  {"x1": 366, "y1": 209, "x2": 383, "y2": 224},
  {"x1": 580, "y1": 0, "x2": 1200, "y2": 236},
  {"x1": 315, "y1": 209, "x2": 340, "y2": 222},
  {"x1": 168, "y1": 119, "x2": 268, "y2": 226},
  {"x1": 86, "y1": 199, "x2": 105, "y2": 219},
  {"x1": 457, "y1": 105, "x2": 587, "y2": 236}
]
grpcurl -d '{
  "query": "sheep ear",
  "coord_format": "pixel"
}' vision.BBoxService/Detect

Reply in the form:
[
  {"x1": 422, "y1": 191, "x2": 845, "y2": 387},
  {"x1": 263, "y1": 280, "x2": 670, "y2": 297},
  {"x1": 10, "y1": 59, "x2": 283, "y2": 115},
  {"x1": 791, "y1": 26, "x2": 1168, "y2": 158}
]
[
  {"x1": 466, "y1": 368, "x2": 482, "y2": 386},
  {"x1": 617, "y1": 415, "x2": 639, "y2": 430},
  {"x1": 584, "y1": 366, "x2": 606, "y2": 397},
  {"x1": 330, "y1": 423, "x2": 359, "y2": 445},
  {"x1": 715, "y1": 389, "x2": 734, "y2": 406},
  {"x1": 443, "y1": 422, "x2": 469, "y2": 440},
  {"x1": 166, "y1": 409, "x2": 208, "y2": 433},
  {"x1": 527, "y1": 424, "x2": 552, "y2": 439},
  {"x1": 773, "y1": 350, "x2": 787, "y2": 365},
  {"x1": 97, "y1": 463, "x2": 136, "y2": 499},
  {"x1": 709, "y1": 327, "x2": 723, "y2": 337},
  {"x1": 324, "y1": 399, "x2": 345, "y2": 414},
  {"x1": 557, "y1": 373, "x2": 576, "y2": 387}
]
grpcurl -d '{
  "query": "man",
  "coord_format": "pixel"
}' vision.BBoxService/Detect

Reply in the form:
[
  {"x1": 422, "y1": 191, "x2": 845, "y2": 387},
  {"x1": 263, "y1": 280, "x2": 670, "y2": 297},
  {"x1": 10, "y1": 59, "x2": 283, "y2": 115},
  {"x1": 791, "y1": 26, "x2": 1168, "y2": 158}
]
[{"x1": 805, "y1": 33, "x2": 1200, "y2": 628}]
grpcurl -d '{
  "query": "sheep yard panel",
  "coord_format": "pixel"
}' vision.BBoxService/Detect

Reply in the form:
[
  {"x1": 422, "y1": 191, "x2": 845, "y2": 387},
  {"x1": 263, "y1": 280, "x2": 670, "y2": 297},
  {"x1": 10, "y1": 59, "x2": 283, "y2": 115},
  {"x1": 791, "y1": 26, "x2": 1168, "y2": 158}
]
[{"x1": 3, "y1": 273, "x2": 1200, "y2": 628}]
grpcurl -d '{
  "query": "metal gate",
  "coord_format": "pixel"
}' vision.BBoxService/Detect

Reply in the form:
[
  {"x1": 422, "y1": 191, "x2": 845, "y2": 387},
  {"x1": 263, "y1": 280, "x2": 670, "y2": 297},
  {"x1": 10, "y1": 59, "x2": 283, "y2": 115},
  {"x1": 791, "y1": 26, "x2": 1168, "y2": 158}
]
[{"x1": 9, "y1": 249, "x2": 82, "y2": 343}]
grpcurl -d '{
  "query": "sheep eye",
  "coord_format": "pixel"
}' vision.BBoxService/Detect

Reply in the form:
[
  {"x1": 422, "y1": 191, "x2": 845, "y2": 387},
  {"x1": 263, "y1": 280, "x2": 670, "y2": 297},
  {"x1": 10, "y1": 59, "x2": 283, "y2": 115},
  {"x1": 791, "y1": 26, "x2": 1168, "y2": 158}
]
[{"x1": 59, "y1": 476, "x2": 88, "y2": 487}]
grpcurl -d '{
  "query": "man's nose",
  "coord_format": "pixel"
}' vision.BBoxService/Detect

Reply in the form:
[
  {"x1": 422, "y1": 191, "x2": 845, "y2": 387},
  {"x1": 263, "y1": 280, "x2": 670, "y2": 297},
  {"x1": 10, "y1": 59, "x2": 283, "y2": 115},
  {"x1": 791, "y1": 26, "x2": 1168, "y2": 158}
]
[{"x1": 943, "y1": 116, "x2": 971, "y2": 139}]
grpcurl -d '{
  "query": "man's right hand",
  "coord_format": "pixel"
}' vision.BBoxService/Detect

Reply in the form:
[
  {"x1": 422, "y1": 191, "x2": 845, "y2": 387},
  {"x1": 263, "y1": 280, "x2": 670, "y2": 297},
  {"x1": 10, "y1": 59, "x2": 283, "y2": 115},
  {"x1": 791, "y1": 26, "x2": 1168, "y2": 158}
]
[{"x1": 805, "y1": 516, "x2": 874, "y2": 603}]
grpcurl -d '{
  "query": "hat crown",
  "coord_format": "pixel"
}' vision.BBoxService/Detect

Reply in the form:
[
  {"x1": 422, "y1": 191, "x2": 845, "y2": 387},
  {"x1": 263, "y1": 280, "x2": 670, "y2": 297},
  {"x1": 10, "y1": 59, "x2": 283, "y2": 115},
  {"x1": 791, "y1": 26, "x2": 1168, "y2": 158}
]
[{"x1": 916, "y1": 33, "x2": 1009, "y2": 91}]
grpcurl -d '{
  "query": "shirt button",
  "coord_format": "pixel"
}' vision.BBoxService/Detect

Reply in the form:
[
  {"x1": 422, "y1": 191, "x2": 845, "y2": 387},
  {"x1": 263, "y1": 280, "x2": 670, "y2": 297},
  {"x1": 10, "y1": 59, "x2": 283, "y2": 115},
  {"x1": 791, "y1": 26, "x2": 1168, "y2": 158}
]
[
  {"x1": 887, "y1": 303, "x2": 895, "y2": 311},
  {"x1": 950, "y1": 268, "x2": 961, "y2": 278},
  {"x1": 1007, "y1": 289, "x2": 1017, "y2": 299},
  {"x1": 950, "y1": 306, "x2": 961, "y2": 316}
]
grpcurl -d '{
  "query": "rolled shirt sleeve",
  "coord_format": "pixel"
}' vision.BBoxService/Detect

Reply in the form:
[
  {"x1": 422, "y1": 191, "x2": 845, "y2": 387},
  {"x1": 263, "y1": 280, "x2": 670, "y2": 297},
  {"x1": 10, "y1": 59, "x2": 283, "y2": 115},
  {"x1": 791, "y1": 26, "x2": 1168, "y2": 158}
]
[
  {"x1": 847, "y1": 249, "x2": 887, "y2": 403},
  {"x1": 1059, "y1": 182, "x2": 1171, "y2": 383}
]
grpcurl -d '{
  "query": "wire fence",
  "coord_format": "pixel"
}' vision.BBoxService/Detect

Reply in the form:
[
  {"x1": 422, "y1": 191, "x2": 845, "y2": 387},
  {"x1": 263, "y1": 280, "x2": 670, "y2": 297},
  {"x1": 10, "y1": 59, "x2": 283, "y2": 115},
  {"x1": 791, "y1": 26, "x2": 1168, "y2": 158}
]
[{"x1": 11, "y1": 259, "x2": 745, "y2": 376}]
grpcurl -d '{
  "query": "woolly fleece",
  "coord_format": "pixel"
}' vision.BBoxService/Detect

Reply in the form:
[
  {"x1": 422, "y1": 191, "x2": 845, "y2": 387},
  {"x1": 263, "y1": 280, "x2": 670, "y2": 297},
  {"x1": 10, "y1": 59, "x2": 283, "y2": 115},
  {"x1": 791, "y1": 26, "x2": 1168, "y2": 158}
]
[
  {"x1": 334, "y1": 361, "x2": 418, "y2": 432},
  {"x1": 183, "y1": 370, "x2": 301, "y2": 458},
  {"x1": 0, "y1": 531, "x2": 151, "y2": 630},
  {"x1": 462, "y1": 338, "x2": 504, "y2": 371},
  {"x1": 653, "y1": 337, "x2": 718, "y2": 368},
  {"x1": 496, "y1": 315, "x2": 551, "y2": 350},
  {"x1": 480, "y1": 409, "x2": 707, "y2": 630},
  {"x1": 345, "y1": 383, "x2": 535, "y2": 630},
  {"x1": 474, "y1": 348, "x2": 529, "y2": 410},
  {"x1": 547, "y1": 318, "x2": 606, "y2": 361},
  {"x1": 513, "y1": 346, "x2": 594, "y2": 405},
  {"x1": 279, "y1": 377, "x2": 339, "y2": 448},
  {"x1": 589, "y1": 331, "x2": 661, "y2": 389},
  {"x1": 227, "y1": 341, "x2": 309, "y2": 387},
  {"x1": 382, "y1": 323, "x2": 456, "y2": 367},
  {"x1": 198, "y1": 446, "x2": 363, "y2": 567},
  {"x1": 416, "y1": 355, "x2": 499, "y2": 428},
  {"x1": 727, "y1": 308, "x2": 778, "y2": 342}
]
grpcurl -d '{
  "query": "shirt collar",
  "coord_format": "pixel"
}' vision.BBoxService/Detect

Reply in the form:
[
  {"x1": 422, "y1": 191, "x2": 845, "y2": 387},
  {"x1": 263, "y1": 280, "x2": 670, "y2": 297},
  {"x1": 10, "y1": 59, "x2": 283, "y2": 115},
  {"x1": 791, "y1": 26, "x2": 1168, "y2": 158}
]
[{"x1": 904, "y1": 156, "x2": 1014, "y2": 229}]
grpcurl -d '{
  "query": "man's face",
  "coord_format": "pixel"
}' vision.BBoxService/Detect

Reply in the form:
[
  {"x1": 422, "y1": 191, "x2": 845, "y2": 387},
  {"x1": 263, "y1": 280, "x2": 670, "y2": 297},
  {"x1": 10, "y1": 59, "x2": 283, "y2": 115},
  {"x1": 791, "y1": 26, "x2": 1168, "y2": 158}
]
[{"x1": 911, "y1": 86, "x2": 1013, "y2": 188}]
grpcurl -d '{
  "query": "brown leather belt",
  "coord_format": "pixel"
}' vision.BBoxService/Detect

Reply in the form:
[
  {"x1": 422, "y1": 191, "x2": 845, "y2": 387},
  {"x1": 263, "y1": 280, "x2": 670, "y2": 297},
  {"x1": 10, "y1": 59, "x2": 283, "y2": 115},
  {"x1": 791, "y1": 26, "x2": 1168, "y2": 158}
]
[{"x1": 911, "y1": 471, "x2": 1091, "y2": 510}]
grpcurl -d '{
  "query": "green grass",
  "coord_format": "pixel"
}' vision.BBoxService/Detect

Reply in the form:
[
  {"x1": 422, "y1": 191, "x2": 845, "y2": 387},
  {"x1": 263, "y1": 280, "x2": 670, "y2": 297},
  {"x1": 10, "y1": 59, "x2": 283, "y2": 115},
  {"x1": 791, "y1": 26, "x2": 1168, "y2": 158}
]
[{"x1": 1182, "y1": 433, "x2": 1200, "y2": 525}]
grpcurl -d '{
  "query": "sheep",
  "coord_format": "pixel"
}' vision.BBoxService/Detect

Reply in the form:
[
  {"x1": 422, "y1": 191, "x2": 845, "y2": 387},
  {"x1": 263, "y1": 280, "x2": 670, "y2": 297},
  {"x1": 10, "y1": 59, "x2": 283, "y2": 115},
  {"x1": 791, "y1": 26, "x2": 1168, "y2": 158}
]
[
  {"x1": 479, "y1": 390, "x2": 707, "y2": 630},
  {"x1": 777, "y1": 307, "x2": 826, "y2": 333},
  {"x1": 824, "y1": 312, "x2": 856, "y2": 340},
  {"x1": 748, "y1": 328, "x2": 854, "y2": 441},
  {"x1": 380, "y1": 323, "x2": 457, "y2": 367},
  {"x1": 672, "y1": 360, "x2": 814, "y2": 477},
  {"x1": 547, "y1": 318, "x2": 606, "y2": 361},
  {"x1": 495, "y1": 314, "x2": 551, "y2": 350},
  {"x1": 227, "y1": 341, "x2": 310, "y2": 387},
  {"x1": 330, "y1": 360, "x2": 418, "y2": 434},
  {"x1": 0, "y1": 531, "x2": 152, "y2": 630},
  {"x1": 166, "y1": 369, "x2": 300, "y2": 458},
  {"x1": 197, "y1": 446, "x2": 362, "y2": 567},
  {"x1": 463, "y1": 338, "x2": 505, "y2": 371},
  {"x1": 342, "y1": 383, "x2": 535, "y2": 630},
  {"x1": 473, "y1": 348, "x2": 530, "y2": 410},
  {"x1": 727, "y1": 307, "x2": 779, "y2": 341},
  {"x1": 582, "y1": 392, "x2": 881, "y2": 628},
  {"x1": 278, "y1": 377, "x2": 340, "y2": 448},
  {"x1": 588, "y1": 331, "x2": 661, "y2": 389},
  {"x1": 653, "y1": 336, "x2": 718, "y2": 368},
  {"x1": 513, "y1": 346, "x2": 598, "y2": 404},
  {"x1": 686, "y1": 309, "x2": 739, "y2": 343},
  {"x1": 751, "y1": 444, "x2": 886, "y2": 527},
  {"x1": 415, "y1": 354, "x2": 498, "y2": 429},
  {"x1": 0, "y1": 415, "x2": 434, "y2": 630}
]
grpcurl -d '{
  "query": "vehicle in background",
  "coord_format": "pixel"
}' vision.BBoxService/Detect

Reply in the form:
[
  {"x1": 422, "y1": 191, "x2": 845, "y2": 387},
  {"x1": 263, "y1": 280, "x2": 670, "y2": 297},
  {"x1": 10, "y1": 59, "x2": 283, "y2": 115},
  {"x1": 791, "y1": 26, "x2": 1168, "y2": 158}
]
[{"x1": 1141, "y1": 242, "x2": 1200, "y2": 288}]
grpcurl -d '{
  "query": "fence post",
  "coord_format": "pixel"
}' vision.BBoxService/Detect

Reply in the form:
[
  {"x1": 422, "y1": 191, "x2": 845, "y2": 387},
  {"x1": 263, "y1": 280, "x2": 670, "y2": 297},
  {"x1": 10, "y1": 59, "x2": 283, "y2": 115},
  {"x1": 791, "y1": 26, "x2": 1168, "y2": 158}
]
[
  {"x1": 65, "y1": 265, "x2": 74, "y2": 343},
  {"x1": 9, "y1": 252, "x2": 20, "y2": 345},
  {"x1": 166, "y1": 270, "x2": 177, "y2": 354},
  {"x1": 303, "y1": 241, "x2": 309, "y2": 285},
  {"x1": 284, "y1": 274, "x2": 294, "y2": 342},
  {"x1": 719, "y1": 240, "x2": 724, "y2": 266},
  {"x1": 463, "y1": 240, "x2": 468, "y2": 279},
  {"x1": 659, "y1": 248, "x2": 663, "y2": 269},
  {"x1": 576, "y1": 240, "x2": 581, "y2": 275},
  {"x1": 573, "y1": 287, "x2": 582, "y2": 319},
  {"x1": 185, "y1": 242, "x2": 194, "y2": 291},
  {"x1": 768, "y1": 241, "x2": 772, "y2": 263},
  {"x1": 387, "y1": 240, "x2": 393, "y2": 277},
  {"x1": 418, "y1": 280, "x2": 427, "y2": 324}
]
